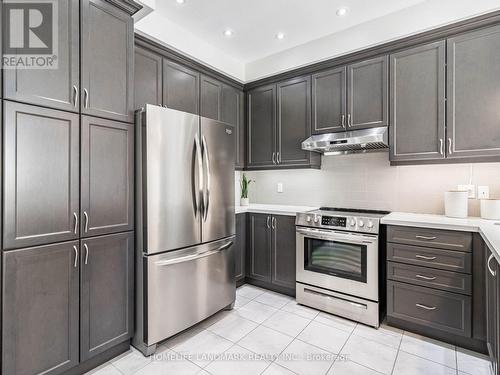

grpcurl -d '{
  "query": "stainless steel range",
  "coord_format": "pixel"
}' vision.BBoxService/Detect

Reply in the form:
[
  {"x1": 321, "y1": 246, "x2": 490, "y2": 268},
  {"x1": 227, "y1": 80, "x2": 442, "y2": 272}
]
[{"x1": 295, "y1": 207, "x2": 389, "y2": 328}]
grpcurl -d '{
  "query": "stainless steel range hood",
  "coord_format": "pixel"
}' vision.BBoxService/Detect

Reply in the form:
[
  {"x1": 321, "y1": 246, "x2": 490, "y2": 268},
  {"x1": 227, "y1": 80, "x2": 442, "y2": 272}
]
[{"x1": 302, "y1": 127, "x2": 389, "y2": 155}]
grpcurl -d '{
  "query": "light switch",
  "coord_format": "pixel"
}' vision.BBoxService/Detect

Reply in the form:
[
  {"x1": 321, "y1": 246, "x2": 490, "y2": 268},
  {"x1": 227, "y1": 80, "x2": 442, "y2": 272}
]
[{"x1": 277, "y1": 183, "x2": 283, "y2": 193}]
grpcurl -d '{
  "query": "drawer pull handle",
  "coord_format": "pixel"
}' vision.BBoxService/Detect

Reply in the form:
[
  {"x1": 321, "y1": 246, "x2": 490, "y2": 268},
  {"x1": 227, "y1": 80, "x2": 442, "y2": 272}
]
[
  {"x1": 416, "y1": 274, "x2": 436, "y2": 281},
  {"x1": 415, "y1": 235, "x2": 437, "y2": 241},
  {"x1": 415, "y1": 254, "x2": 437, "y2": 261},
  {"x1": 487, "y1": 254, "x2": 497, "y2": 277},
  {"x1": 416, "y1": 303, "x2": 437, "y2": 311}
]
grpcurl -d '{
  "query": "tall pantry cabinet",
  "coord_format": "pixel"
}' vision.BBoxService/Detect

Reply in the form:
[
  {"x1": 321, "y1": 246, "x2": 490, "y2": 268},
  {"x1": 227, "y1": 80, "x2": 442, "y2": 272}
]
[{"x1": 1, "y1": 1, "x2": 141, "y2": 374}]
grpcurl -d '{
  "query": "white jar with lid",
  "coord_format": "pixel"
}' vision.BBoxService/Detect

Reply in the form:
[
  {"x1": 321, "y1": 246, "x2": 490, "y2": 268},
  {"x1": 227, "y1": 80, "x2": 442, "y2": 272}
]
[{"x1": 444, "y1": 191, "x2": 468, "y2": 218}]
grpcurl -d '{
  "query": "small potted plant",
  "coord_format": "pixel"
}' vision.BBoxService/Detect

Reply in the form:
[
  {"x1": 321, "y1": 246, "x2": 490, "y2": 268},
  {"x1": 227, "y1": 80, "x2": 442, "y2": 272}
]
[{"x1": 240, "y1": 173, "x2": 253, "y2": 206}]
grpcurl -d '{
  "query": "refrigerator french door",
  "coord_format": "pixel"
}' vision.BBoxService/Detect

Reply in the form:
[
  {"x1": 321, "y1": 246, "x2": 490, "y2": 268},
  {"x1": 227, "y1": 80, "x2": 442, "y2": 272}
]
[{"x1": 134, "y1": 105, "x2": 236, "y2": 355}]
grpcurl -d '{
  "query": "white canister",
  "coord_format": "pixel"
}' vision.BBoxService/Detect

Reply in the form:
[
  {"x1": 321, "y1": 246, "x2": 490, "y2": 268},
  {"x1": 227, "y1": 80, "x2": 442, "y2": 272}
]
[
  {"x1": 480, "y1": 199, "x2": 500, "y2": 220},
  {"x1": 444, "y1": 191, "x2": 469, "y2": 218}
]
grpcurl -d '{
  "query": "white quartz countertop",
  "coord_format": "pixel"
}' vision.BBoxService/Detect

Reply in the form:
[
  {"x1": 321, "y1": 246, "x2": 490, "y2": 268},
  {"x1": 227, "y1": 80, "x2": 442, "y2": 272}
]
[
  {"x1": 235, "y1": 204, "x2": 318, "y2": 216},
  {"x1": 381, "y1": 212, "x2": 500, "y2": 261}
]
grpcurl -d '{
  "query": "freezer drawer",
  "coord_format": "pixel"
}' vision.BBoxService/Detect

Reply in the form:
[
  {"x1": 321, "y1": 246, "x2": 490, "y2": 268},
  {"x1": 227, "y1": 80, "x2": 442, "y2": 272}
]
[{"x1": 145, "y1": 237, "x2": 236, "y2": 345}]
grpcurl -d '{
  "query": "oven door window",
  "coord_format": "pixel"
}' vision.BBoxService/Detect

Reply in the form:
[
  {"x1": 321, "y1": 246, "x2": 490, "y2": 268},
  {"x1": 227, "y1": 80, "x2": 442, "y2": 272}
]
[{"x1": 304, "y1": 238, "x2": 367, "y2": 283}]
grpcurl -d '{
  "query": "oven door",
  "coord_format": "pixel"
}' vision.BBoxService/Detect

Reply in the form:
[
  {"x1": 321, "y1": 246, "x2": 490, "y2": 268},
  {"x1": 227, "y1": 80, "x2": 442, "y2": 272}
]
[{"x1": 296, "y1": 227, "x2": 379, "y2": 301}]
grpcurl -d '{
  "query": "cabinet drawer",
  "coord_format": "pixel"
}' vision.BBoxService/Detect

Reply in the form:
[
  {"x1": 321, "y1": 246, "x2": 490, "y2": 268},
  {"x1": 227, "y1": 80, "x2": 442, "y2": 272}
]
[
  {"x1": 388, "y1": 226, "x2": 472, "y2": 252},
  {"x1": 387, "y1": 261, "x2": 472, "y2": 295},
  {"x1": 387, "y1": 243, "x2": 471, "y2": 273},
  {"x1": 387, "y1": 281, "x2": 471, "y2": 337}
]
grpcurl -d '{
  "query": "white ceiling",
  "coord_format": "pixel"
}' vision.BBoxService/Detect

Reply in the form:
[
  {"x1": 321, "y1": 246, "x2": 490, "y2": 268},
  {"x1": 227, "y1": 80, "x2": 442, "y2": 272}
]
[{"x1": 155, "y1": 0, "x2": 426, "y2": 63}]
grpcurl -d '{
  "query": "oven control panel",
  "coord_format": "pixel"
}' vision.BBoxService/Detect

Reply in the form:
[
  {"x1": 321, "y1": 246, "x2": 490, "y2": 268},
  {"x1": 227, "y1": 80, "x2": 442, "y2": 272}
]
[
  {"x1": 296, "y1": 212, "x2": 381, "y2": 234},
  {"x1": 321, "y1": 216, "x2": 346, "y2": 227}
]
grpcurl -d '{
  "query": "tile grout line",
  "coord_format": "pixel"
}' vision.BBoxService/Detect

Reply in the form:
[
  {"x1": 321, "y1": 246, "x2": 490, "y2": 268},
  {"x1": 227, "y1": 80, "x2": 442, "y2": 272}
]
[
  {"x1": 323, "y1": 321, "x2": 358, "y2": 375},
  {"x1": 390, "y1": 328, "x2": 404, "y2": 375}
]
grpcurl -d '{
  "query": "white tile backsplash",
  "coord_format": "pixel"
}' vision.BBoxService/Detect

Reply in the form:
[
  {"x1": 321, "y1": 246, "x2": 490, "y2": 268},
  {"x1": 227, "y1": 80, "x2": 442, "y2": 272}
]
[{"x1": 237, "y1": 153, "x2": 500, "y2": 216}]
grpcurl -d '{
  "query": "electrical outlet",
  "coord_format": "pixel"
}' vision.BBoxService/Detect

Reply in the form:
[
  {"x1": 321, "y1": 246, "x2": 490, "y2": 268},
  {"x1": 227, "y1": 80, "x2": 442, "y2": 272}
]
[
  {"x1": 277, "y1": 183, "x2": 283, "y2": 193},
  {"x1": 478, "y1": 186, "x2": 490, "y2": 199},
  {"x1": 457, "y1": 184, "x2": 476, "y2": 199}
]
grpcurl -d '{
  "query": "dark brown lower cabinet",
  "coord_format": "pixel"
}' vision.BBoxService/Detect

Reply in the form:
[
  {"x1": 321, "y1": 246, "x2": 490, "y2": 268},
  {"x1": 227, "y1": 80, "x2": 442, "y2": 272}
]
[
  {"x1": 235, "y1": 213, "x2": 246, "y2": 284},
  {"x1": 2, "y1": 242, "x2": 80, "y2": 375},
  {"x1": 486, "y1": 246, "x2": 499, "y2": 374},
  {"x1": 80, "y1": 232, "x2": 134, "y2": 361},
  {"x1": 2, "y1": 233, "x2": 134, "y2": 375},
  {"x1": 246, "y1": 213, "x2": 296, "y2": 296}
]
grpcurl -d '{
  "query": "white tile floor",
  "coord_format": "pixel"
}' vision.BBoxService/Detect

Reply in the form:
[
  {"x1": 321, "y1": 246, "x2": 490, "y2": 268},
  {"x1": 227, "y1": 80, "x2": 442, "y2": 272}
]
[{"x1": 86, "y1": 284, "x2": 491, "y2": 375}]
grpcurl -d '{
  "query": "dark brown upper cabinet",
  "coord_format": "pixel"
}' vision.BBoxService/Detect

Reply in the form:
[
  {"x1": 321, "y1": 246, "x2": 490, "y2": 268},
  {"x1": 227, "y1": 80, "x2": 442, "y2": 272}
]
[
  {"x1": 81, "y1": 0, "x2": 134, "y2": 123},
  {"x1": 277, "y1": 76, "x2": 313, "y2": 166},
  {"x1": 247, "y1": 78, "x2": 319, "y2": 170},
  {"x1": 201, "y1": 75, "x2": 222, "y2": 120},
  {"x1": 447, "y1": 25, "x2": 500, "y2": 160},
  {"x1": 3, "y1": 102, "x2": 80, "y2": 250},
  {"x1": 311, "y1": 55, "x2": 388, "y2": 134},
  {"x1": 81, "y1": 116, "x2": 134, "y2": 238},
  {"x1": 2, "y1": 242, "x2": 80, "y2": 375},
  {"x1": 312, "y1": 67, "x2": 347, "y2": 134},
  {"x1": 4, "y1": 0, "x2": 80, "y2": 112},
  {"x1": 390, "y1": 41, "x2": 446, "y2": 163},
  {"x1": 80, "y1": 232, "x2": 134, "y2": 361},
  {"x1": 163, "y1": 59, "x2": 200, "y2": 114},
  {"x1": 134, "y1": 45, "x2": 163, "y2": 109},
  {"x1": 347, "y1": 55, "x2": 389, "y2": 130},
  {"x1": 247, "y1": 84, "x2": 277, "y2": 168},
  {"x1": 221, "y1": 84, "x2": 245, "y2": 169}
]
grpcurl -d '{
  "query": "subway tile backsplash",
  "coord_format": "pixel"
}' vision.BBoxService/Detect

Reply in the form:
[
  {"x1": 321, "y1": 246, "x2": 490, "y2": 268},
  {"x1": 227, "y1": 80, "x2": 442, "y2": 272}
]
[{"x1": 235, "y1": 153, "x2": 500, "y2": 217}]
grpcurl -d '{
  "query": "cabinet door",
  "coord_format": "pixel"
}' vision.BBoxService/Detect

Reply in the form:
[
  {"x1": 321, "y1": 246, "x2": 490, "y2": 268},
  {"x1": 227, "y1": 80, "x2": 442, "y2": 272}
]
[
  {"x1": 486, "y1": 249, "x2": 498, "y2": 373},
  {"x1": 4, "y1": 0, "x2": 80, "y2": 112},
  {"x1": 277, "y1": 76, "x2": 312, "y2": 166},
  {"x1": 271, "y1": 215, "x2": 296, "y2": 293},
  {"x1": 81, "y1": 0, "x2": 134, "y2": 123},
  {"x1": 3, "y1": 102, "x2": 80, "y2": 249},
  {"x1": 201, "y1": 75, "x2": 222, "y2": 120},
  {"x1": 80, "y1": 232, "x2": 134, "y2": 361},
  {"x1": 347, "y1": 55, "x2": 388, "y2": 130},
  {"x1": 81, "y1": 116, "x2": 134, "y2": 237},
  {"x1": 163, "y1": 59, "x2": 200, "y2": 114},
  {"x1": 2, "y1": 242, "x2": 80, "y2": 375},
  {"x1": 447, "y1": 25, "x2": 500, "y2": 159},
  {"x1": 235, "y1": 213, "x2": 247, "y2": 282},
  {"x1": 134, "y1": 45, "x2": 162, "y2": 109},
  {"x1": 221, "y1": 85, "x2": 245, "y2": 168},
  {"x1": 247, "y1": 214, "x2": 271, "y2": 282},
  {"x1": 390, "y1": 41, "x2": 446, "y2": 162},
  {"x1": 247, "y1": 85, "x2": 276, "y2": 168},
  {"x1": 312, "y1": 67, "x2": 346, "y2": 134}
]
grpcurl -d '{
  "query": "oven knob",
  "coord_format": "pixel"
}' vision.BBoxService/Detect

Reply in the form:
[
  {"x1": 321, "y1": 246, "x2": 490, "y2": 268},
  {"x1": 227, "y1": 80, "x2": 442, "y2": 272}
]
[
  {"x1": 350, "y1": 219, "x2": 356, "y2": 227},
  {"x1": 358, "y1": 220, "x2": 365, "y2": 227},
  {"x1": 367, "y1": 220, "x2": 374, "y2": 229},
  {"x1": 314, "y1": 215, "x2": 321, "y2": 223},
  {"x1": 306, "y1": 216, "x2": 312, "y2": 223}
]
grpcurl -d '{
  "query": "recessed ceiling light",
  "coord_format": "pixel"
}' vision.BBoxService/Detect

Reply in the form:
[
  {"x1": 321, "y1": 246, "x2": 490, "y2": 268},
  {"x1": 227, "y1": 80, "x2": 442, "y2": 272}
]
[
  {"x1": 223, "y1": 29, "x2": 233, "y2": 37},
  {"x1": 275, "y1": 32, "x2": 285, "y2": 40},
  {"x1": 336, "y1": 7, "x2": 349, "y2": 16},
  {"x1": 176, "y1": 0, "x2": 185, "y2": 4}
]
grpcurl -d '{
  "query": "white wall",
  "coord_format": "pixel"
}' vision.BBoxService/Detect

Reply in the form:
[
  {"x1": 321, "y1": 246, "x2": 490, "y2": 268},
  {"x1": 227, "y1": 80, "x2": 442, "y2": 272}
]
[
  {"x1": 239, "y1": 153, "x2": 500, "y2": 217},
  {"x1": 135, "y1": 12, "x2": 246, "y2": 81},
  {"x1": 245, "y1": 0, "x2": 500, "y2": 82}
]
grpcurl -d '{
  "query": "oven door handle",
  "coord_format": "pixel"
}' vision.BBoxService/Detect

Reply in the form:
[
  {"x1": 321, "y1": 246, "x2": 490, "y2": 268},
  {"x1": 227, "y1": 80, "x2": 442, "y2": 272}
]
[{"x1": 296, "y1": 228, "x2": 377, "y2": 245}]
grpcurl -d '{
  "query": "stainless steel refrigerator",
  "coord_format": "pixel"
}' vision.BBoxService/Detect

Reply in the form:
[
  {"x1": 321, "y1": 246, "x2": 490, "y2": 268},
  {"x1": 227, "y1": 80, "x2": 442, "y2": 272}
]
[{"x1": 133, "y1": 105, "x2": 236, "y2": 356}]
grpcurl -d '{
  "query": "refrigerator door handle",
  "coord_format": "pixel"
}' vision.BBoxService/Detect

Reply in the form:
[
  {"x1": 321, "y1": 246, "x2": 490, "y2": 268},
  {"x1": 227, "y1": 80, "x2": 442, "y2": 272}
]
[
  {"x1": 154, "y1": 241, "x2": 233, "y2": 267},
  {"x1": 193, "y1": 135, "x2": 203, "y2": 217},
  {"x1": 202, "y1": 135, "x2": 211, "y2": 221}
]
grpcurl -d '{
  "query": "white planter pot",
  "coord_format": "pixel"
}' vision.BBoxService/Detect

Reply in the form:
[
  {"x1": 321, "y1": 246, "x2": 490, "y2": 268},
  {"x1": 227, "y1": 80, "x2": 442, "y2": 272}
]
[
  {"x1": 481, "y1": 199, "x2": 500, "y2": 220},
  {"x1": 444, "y1": 191, "x2": 468, "y2": 218},
  {"x1": 240, "y1": 197, "x2": 249, "y2": 206}
]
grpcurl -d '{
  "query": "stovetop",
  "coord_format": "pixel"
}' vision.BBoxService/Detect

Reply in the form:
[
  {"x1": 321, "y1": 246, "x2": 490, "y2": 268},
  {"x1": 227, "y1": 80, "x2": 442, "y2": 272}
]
[{"x1": 296, "y1": 207, "x2": 390, "y2": 234}]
